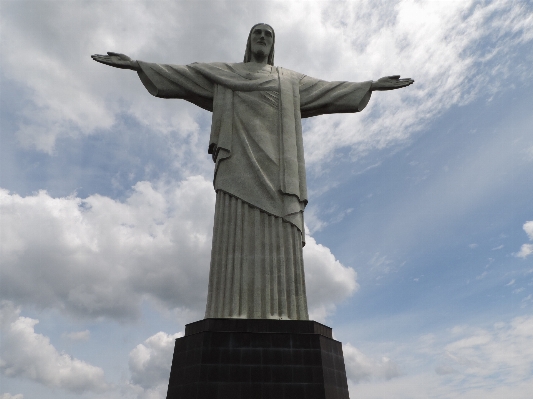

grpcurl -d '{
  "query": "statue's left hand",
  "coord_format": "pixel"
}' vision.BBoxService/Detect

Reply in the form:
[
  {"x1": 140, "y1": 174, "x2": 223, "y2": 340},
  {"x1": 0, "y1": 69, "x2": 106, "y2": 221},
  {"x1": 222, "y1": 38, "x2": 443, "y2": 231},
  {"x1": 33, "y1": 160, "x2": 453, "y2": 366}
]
[
  {"x1": 371, "y1": 75, "x2": 414, "y2": 91},
  {"x1": 91, "y1": 52, "x2": 139, "y2": 70}
]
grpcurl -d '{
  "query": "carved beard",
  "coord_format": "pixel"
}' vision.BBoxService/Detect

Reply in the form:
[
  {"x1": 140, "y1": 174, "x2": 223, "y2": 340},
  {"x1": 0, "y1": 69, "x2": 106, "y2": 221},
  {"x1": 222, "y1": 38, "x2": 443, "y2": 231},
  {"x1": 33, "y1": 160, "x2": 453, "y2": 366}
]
[{"x1": 254, "y1": 48, "x2": 267, "y2": 59}]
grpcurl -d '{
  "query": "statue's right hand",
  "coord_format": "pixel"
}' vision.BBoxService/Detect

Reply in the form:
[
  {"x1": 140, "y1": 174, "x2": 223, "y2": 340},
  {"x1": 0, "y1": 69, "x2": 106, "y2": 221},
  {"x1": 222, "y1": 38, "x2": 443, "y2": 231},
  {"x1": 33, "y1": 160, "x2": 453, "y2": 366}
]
[{"x1": 91, "y1": 52, "x2": 138, "y2": 70}]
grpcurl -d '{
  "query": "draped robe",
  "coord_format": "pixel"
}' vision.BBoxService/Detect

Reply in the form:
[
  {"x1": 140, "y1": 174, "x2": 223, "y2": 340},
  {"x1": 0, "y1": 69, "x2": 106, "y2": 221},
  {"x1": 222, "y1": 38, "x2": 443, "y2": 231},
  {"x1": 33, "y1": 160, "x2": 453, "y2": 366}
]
[{"x1": 137, "y1": 61, "x2": 372, "y2": 320}]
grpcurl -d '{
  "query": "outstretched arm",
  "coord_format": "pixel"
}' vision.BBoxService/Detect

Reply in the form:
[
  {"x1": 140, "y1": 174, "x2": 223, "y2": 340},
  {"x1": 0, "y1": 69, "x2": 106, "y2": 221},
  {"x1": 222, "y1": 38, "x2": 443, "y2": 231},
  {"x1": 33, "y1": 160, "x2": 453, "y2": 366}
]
[
  {"x1": 91, "y1": 52, "x2": 141, "y2": 71},
  {"x1": 91, "y1": 53, "x2": 215, "y2": 111},
  {"x1": 299, "y1": 73, "x2": 414, "y2": 118},
  {"x1": 371, "y1": 75, "x2": 414, "y2": 91}
]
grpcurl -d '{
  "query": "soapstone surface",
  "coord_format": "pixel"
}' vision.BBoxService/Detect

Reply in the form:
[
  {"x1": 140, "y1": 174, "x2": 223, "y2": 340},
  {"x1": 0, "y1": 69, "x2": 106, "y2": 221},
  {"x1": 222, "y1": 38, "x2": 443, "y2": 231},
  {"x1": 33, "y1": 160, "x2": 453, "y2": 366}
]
[{"x1": 91, "y1": 24, "x2": 413, "y2": 320}]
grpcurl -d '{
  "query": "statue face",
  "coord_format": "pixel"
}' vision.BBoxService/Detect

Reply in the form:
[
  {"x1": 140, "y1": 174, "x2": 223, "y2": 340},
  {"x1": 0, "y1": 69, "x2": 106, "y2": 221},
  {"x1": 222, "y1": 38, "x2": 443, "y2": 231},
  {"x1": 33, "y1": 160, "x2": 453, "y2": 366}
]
[{"x1": 250, "y1": 24, "x2": 273, "y2": 59}]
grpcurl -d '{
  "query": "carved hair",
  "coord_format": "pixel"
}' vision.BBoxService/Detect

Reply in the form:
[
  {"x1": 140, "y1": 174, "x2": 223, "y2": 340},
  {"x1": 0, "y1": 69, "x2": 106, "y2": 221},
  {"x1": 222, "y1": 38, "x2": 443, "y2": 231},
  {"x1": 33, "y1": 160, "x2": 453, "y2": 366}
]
[{"x1": 243, "y1": 23, "x2": 275, "y2": 65}]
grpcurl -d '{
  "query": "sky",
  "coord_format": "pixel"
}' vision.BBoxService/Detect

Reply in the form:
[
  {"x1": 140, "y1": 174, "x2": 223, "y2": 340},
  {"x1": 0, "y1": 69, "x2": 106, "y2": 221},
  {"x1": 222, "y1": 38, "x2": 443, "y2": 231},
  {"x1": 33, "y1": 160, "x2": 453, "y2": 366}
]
[{"x1": 1, "y1": 0, "x2": 532, "y2": 398}]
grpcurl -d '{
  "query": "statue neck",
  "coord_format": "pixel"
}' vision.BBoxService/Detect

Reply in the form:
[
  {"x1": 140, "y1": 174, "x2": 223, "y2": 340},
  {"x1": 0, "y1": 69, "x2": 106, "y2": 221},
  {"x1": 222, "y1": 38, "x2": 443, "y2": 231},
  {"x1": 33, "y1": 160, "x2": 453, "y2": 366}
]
[{"x1": 250, "y1": 51, "x2": 269, "y2": 65}]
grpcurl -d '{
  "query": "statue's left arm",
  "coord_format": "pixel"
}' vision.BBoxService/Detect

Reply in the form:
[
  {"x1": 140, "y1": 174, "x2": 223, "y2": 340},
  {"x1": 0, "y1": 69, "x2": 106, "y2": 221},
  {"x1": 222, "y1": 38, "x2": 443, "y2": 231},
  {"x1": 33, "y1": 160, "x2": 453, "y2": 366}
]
[{"x1": 299, "y1": 74, "x2": 413, "y2": 118}]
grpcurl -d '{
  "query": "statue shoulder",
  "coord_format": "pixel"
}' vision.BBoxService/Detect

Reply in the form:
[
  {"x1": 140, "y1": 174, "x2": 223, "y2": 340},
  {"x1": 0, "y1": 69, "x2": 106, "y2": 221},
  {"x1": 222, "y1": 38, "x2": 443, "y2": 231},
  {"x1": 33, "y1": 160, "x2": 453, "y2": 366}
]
[
  {"x1": 277, "y1": 67, "x2": 305, "y2": 80},
  {"x1": 189, "y1": 61, "x2": 233, "y2": 69}
]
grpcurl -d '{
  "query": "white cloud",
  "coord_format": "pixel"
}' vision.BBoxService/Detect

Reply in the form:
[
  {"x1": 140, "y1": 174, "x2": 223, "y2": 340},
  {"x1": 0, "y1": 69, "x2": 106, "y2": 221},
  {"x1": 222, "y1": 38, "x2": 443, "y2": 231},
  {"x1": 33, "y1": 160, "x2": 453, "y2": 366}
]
[
  {"x1": 352, "y1": 372, "x2": 533, "y2": 399},
  {"x1": 1, "y1": 176, "x2": 357, "y2": 322},
  {"x1": 2, "y1": 1, "x2": 531, "y2": 161},
  {"x1": 516, "y1": 221, "x2": 533, "y2": 258},
  {"x1": 343, "y1": 343, "x2": 401, "y2": 383},
  {"x1": 95, "y1": 315, "x2": 533, "y2": 398},
  {"x1": 476, "y1": 271, "x2": 488, "y2": 280},
  {"x1": 301, "y1": 0, "x2": 533, "y2": 166},
  {"x1": 62, "y1": 330, "x2": 90, "y2": 342},
  {"x1": 438, "y1": 316, "x2": 533, "y2": 386},
  {"x1": 524, "y1": 221, "x2": 533, "y2": 240},
  {"x1": 0, "y1": 177, "x2": 215, "y2": 320},
  {"x1": 128, "y1": 331, "x2": 182, "y2": 398},
  {"x1": 349, "y1": 315, "x2": 533, "y2": 398},
  {"x1": 303, "y1": 208, "x2": 328, "y2": 234},
  {"x1": 1, "y1": 2, "x2": 531, "y2": 399},
  {"x1": 124, "y1": 334, "x2": 185, "y2": 399},
  {"x1": 0, "y1": 301, "x2": 109, "y2": 393},
  {"x1": 516, "y1": 244, "x2": 533, "y2": 259},
  {"x1": 304, "y1": 235, "x2": 359, "y2": 321},
  {"x1": 367, "y1": 252, "x2": 399, "y2": 279}
]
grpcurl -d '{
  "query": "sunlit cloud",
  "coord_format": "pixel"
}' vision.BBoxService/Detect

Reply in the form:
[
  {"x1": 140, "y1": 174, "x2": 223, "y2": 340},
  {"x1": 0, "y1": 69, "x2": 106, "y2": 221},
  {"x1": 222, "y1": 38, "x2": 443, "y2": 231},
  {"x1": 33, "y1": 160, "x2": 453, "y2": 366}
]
[{"x1": 515, "y1": 221, "x2": 533, "y2": 258}]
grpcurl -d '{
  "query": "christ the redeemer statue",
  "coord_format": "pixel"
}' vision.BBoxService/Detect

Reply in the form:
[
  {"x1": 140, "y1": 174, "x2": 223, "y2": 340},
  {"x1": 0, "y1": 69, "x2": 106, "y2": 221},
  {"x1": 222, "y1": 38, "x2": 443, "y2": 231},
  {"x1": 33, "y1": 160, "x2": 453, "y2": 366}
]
[{"x1": 92, "y1": 23, "x2": 413, "y2": 321}]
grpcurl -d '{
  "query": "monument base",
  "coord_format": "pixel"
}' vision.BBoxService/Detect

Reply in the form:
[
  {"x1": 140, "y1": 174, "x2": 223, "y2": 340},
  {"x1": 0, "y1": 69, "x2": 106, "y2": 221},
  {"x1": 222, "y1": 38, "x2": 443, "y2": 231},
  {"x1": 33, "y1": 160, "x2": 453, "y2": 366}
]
[{"x1": 166, "y1": 318, "x2": 350, "y2": 399}]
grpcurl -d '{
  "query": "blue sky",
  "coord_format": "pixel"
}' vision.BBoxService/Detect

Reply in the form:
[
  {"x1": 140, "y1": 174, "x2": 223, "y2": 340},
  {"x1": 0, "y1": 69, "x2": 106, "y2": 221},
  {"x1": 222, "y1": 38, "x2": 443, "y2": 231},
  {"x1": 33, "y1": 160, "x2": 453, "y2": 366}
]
[{"x1": 1, "y1": 1, "x2": 532, "y2": 398}]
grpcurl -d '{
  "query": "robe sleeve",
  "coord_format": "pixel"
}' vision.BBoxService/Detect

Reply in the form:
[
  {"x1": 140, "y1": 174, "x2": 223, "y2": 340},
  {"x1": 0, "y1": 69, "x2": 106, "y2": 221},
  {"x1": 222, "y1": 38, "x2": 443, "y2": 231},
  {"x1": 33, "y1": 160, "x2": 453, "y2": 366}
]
[
  {"x1": 136, "y1": 61, "x2": 215, "y2": 112},
  {"x1": 299, "y1": 75, "x2": 372, "y2": 118}
]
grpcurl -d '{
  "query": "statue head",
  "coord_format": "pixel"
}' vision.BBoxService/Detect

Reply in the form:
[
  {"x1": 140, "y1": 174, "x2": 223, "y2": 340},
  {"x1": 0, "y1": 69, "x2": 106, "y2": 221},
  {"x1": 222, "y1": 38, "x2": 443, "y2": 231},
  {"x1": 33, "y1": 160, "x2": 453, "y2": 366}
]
[{"x1": 243, "y1": 23, "x2": 275, "y2": 65}]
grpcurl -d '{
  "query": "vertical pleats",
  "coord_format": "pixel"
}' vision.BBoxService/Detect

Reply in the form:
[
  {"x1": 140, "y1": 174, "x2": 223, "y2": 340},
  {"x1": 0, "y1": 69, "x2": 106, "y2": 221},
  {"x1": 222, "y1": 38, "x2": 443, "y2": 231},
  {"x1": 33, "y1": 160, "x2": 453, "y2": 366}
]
[{"x1": 205, "y1": 191, "x2": 309, "y2": 320}]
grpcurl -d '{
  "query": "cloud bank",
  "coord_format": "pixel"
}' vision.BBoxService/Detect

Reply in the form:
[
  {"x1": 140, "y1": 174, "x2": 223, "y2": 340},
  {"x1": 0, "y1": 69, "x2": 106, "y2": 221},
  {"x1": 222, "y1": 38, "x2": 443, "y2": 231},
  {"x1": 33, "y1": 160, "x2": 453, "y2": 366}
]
[
  {"x1": 0, "y1": 177, "x2": 215, "y2": 321},
  {"x1": 0, "y1": 177, "x2": 358, "y2": 322}
]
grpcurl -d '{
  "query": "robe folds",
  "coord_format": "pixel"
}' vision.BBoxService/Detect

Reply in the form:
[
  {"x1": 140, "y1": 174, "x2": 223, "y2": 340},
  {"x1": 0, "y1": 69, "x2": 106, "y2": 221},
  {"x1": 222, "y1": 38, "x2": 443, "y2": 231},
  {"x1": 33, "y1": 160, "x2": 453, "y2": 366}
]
[{"x1": 137, "y1": 61, "x2": 372, "y2": 320}]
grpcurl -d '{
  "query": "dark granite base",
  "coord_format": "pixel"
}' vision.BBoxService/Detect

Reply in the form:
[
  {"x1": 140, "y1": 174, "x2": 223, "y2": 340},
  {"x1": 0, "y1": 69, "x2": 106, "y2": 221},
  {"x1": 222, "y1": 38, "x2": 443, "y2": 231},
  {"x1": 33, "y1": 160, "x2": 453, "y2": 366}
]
[{"x1": 166, "y1": 318, "x2": 350, "y2": 399}]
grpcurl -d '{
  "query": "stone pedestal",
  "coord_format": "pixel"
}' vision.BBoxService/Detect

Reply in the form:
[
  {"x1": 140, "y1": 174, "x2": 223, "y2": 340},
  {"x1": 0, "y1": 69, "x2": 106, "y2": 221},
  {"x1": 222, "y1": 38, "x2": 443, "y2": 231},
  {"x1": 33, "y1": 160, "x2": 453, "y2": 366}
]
[{"x1": 166, "y1": 318, "x2": 350, "y2": 399}]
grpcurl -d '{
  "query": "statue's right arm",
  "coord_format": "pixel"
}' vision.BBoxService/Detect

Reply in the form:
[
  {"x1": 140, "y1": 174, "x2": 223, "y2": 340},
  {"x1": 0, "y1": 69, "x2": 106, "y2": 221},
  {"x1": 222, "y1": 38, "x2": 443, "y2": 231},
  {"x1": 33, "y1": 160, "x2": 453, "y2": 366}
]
[
  {"x1": 91, "y1": 52, "x2": 140, "y2": 71},
  {"x1": 91, "y1": 53, "x2": 215, "y2": 111}
]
